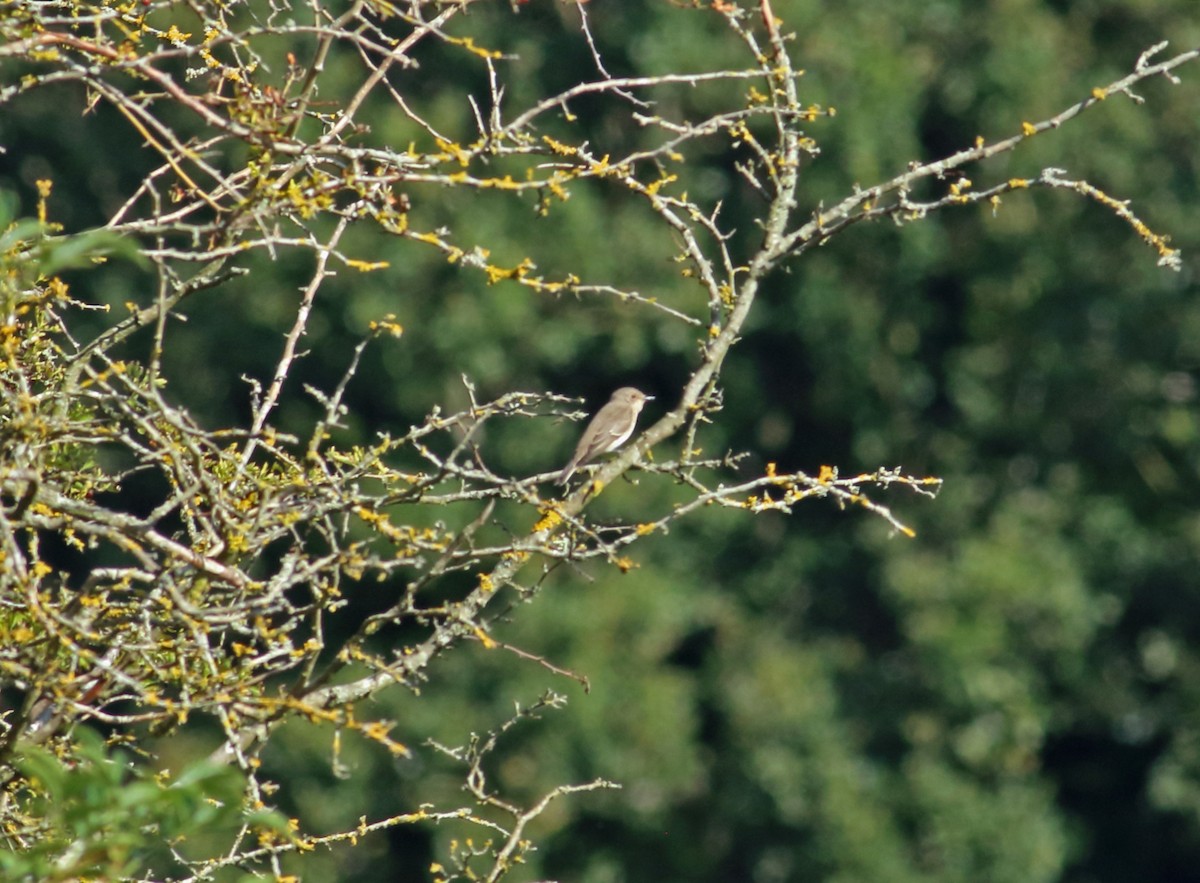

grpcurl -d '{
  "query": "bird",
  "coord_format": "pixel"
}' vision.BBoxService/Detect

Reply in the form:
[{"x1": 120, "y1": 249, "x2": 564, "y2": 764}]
[{"x1": 557, "y1": 387, "x2": 653, "y2": 485}]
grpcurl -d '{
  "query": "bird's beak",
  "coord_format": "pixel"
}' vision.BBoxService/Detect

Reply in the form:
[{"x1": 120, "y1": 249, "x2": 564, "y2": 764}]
[{"x1": 644, "y1": 395, "x2": 655, "y2": 401}]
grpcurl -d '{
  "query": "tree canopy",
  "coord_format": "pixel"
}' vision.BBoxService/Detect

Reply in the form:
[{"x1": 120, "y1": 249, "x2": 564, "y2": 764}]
[{"x1": 1, "y1": 0, "x2": 1199, "y2": 881}]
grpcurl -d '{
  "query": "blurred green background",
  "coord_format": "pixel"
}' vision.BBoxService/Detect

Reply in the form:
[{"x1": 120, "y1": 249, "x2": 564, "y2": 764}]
[{"x1": 3, "y1": 0, "x2": 1200, "y2": 880}]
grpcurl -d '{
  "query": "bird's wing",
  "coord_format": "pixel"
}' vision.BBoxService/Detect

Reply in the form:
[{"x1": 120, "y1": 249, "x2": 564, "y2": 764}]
[{"x1": 576, "y1": 408, "x2": 625, "y2": 461}]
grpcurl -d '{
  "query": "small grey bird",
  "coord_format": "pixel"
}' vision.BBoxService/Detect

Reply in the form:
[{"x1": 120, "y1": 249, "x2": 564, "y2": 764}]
[{"x1": 557, "y1": 387, "x2": 653, "y2": 485}]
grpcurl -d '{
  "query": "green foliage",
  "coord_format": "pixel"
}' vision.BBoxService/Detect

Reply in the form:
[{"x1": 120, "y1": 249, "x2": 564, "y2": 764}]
[
  {"x1": 2, "y1": 728, "x2": 285, "y2": 882},
  {"x1": 2, "y1": 0, "x2": 1199, "y2": 881}
]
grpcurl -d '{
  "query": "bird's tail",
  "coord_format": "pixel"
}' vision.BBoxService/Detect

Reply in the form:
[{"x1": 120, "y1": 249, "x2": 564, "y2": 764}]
[{"x1": 556, "y1": 460, "x2": 577, "y2": 485}]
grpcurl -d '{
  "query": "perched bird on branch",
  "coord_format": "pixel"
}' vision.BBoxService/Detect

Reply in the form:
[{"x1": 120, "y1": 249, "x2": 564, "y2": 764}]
[{"x1": 557, "y1": 387, "x2": 653, "y2": 485}]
